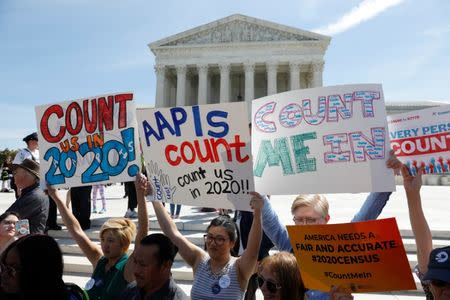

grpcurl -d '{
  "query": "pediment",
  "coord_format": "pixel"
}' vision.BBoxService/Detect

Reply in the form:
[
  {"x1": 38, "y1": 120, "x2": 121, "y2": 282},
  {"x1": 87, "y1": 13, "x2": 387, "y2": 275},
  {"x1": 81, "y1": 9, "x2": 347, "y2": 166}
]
[{"x1": 150, "y1": 14, "x2": 330, "y2": 49}]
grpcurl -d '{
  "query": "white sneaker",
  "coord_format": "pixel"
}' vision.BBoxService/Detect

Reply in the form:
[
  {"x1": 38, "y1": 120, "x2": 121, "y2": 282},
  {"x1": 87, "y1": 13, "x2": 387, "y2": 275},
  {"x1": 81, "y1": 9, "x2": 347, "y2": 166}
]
[
  {"x1": 129, "y1": 210, "x2": 138, "y2": 218},
  {"x1": 124, "y1": 209, "x2": 132, "y2": 218}
]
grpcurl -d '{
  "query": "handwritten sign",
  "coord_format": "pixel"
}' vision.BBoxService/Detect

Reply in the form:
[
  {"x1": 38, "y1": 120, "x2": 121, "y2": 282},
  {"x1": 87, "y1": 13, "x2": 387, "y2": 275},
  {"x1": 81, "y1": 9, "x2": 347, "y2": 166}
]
[
  {"x1": 287, "y1": 218, "x2": 415, "y2": 293},
  {"x1": 136, "y1": 103, "x2": 254, "y2": 211},
  {"x1": 252, "y1": 84, "x2": 395, "y2": 194},
  {"x1": 35, "y1": 92, "x2": 141, "y2": 188},
  {"x1": 388, "y1": 104, "x2": 450, "y2": 175}
]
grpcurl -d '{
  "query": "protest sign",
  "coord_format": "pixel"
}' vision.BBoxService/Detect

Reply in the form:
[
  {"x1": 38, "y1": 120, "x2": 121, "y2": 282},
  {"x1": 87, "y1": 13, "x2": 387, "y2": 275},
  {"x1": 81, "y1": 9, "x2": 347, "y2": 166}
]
[
  {"x1": 136, "y1": 102, "x2": 254, "y2": 211},
  {"x1": 287, "y1": 218, "x2": 415, "y2": 293},
  {"x1": 36, "y1": 92, "x2": 141, "y2": 188},
  {"x1": 252, "y1": 84, "x2": 394, "y2": 194},
  {"x1": 388, "y1": 104, "x2": 450, "y2": 175}
]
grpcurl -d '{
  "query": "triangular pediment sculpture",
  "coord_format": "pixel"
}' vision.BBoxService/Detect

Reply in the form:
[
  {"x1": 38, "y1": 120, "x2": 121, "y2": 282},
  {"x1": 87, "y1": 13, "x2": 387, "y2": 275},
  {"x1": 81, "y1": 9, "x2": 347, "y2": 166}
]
[{"x1": 150, "y1": 14, "x2": 329, "y2": 49}]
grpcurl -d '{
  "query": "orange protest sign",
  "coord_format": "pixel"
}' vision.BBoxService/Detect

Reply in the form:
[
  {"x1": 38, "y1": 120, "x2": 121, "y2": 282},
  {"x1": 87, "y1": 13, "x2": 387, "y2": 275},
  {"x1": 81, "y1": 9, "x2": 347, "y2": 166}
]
[{"x1": 287, "y1": 218, "x2": 416, "y2": 293}]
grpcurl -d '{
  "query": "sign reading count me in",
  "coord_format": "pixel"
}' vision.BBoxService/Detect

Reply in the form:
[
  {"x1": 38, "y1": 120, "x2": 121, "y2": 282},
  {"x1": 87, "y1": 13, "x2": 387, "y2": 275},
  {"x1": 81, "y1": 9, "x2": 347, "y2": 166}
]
[
  {"x1": 35, "y1": 92, "x2": 141, "y2": 188},
  {"x1": 252, "y1": 84, "x2": 395, "y2": 194}
]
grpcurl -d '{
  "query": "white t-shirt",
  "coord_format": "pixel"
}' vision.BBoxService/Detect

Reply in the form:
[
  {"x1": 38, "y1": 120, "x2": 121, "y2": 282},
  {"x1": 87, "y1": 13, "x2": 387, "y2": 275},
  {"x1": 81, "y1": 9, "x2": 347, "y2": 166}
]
[{"x1": 13, "y1": 148, "x2": 40, "y2": 164}]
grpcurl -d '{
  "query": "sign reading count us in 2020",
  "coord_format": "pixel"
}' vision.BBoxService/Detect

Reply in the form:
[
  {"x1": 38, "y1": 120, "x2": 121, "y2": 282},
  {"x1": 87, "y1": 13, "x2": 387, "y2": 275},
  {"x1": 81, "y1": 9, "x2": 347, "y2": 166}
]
[
  {"x1": 252, "y1": 84, "x2": 395, "y2": 194},
  {"x1": 137, "y1": 102, "x2": 254, "y2": 211},
  {"x1": 35, "y1": 92, "x2": 141, "y2": 188}
]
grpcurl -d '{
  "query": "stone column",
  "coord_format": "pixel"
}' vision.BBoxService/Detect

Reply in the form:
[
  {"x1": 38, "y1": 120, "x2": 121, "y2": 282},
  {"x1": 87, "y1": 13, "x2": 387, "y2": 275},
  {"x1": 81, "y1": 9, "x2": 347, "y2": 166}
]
[
  {"x1": 311, "y1": 61, "x2": 324, "y2": 87},
  {"x1": 289, "y1": 62, "x2": 301, "y2": 90},
  {"x1": 197, "y1": 64, "x2": 208, "y2": 105},
  {"x1": 175, "y1": 65, "x2": 187, "y2": 106},
  {"x1": 244, "y1": 62, "x2": 255, "y2": 102},
  {"x1": 219, "y1": 63, "x2": 230, "y2": 103},
  {"x1": 266, "y1": 62, "x2": 278, "y2": 95},
  {"x1": 154, "y1": 64, "x2": 166, "y2": 107}
]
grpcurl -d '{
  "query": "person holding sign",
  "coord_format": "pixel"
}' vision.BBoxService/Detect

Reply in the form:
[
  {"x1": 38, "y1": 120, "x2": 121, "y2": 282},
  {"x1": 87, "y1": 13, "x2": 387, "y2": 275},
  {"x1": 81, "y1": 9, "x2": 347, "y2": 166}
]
[
  {"x1": 151, "y1": 192, "x2": 262, "y2": 300},
  {"x1": 401, "y1": 165, "x2": 450, "y2": 299},
  {"x1": 47, "y1": 174, "x2": 149, "y2": 300},
  {"x1": 253, "y1": 153, "x2": 401, "y2": 299}
]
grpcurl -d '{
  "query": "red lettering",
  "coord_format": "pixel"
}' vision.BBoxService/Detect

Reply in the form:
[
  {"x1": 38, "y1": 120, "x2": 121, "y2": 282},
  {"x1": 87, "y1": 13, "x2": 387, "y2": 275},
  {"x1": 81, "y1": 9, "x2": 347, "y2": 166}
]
[
  {"x1": 40, "y1": 104, "x2": 65, "y2": 143},
  {"x1": 98, "y1": 96, "x2": 114, "y2": 132},
  {"x1": 66, "y1": 102, "x2": 83, "y2": 135},
  {"x1": 165, "y1": 145, "x2": 181, "y2": 166},
  {"x1": 83, "y1": 99, "x2": 97, "y2": 133},
  {"x1": 115, "y1": 93, "x2": 133, "y2": 128}
]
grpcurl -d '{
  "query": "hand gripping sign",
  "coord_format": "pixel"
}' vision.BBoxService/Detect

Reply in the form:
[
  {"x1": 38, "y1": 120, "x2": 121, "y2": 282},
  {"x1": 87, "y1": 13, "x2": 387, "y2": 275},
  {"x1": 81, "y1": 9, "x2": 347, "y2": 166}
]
[
  {"x1": 35, "y1": 92, "x2": 141, "y2": 188},
  {"x1": 287, "y1": 218, "x2": 416, "y2": 293}
]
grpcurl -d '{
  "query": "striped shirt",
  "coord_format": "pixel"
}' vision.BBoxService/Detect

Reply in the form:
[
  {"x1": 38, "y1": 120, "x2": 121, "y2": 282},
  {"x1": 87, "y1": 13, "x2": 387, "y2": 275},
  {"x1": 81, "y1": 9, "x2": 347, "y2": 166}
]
[{"x1": 191, "y1": 256, "x2": 244, "y2": 300}]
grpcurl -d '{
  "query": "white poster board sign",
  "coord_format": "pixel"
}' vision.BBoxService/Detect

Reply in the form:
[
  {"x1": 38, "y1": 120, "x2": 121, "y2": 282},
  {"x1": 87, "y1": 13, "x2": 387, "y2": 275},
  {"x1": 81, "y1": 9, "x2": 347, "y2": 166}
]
[
  {"x1": 388, "y1": 104, "x2": 450, "y2": 175},
  {"x1": 35, "y1": 92, "x2": 141, "y2": 188},
  {"x1": 137, "y1": 102, "x2": 254, "y2": 211},
  {"x1": 252, "y1": 84, "x2": 395, "y2": 194}
]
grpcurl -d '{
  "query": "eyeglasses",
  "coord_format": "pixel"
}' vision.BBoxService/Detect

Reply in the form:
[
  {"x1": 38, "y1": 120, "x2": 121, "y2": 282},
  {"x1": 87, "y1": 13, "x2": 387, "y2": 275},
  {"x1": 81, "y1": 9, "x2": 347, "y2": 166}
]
[
  {"x1": 204, "y1": 234, "x2": 228, "y2": 246},
  {"x1": 257, "y1": 275, "x2": 281, "y2": 293},
  {"x1": 292, "y1": 216, "x2": 321, "y2": 225},
  {"x1": 0, "y1": 263, "x2": 20, "y2": 277}
]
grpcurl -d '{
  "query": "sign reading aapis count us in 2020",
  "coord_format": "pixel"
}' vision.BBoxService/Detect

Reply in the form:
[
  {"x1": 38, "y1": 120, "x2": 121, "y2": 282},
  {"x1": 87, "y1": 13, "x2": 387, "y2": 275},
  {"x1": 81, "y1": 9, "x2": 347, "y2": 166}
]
[
  {"x1": 287, "y1": 218, "x2": 416, "y2": 293},
  {"x1": 136, "y1": 102, "x2": 254, "y2": 211},
  {"x1": 35, "y1": 92, "x2": 141, "y2": 188},
  {"x1": 252, "y1": 84, "x2": 395, "y2": 194},
  {"x1": 388, "y1": 104, "x2": 450, "y2": 175}
]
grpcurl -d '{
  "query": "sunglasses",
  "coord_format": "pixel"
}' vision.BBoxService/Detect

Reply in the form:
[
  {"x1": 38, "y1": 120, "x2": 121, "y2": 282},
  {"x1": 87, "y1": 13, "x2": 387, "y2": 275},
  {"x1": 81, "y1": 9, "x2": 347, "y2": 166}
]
[{"x1": 257, "y1": 275, "x2": 281, "y2": 294}]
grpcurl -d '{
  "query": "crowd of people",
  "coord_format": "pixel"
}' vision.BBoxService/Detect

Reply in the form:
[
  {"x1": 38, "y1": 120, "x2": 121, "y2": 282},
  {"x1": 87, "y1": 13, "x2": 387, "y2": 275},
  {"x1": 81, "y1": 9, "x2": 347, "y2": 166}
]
[{"x1": 0, "y1": 131, "x2": 448, "y2": 300}]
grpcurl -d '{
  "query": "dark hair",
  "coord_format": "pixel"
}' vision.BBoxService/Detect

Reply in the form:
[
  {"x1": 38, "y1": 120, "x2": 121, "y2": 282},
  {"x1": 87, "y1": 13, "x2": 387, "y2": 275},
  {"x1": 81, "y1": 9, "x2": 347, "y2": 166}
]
[
  {"x1": 259, "y1": 252, "x2": 306, "y2": 300},
  {"x1": 0, "y1": 211, "x2": 20, "y2": 223},
  {"x1": 1, "y1": 234, "x2": 69, "y2": 299},
  {"x1": 207, "y1": 215, "x2": 238, "y2": 242},
  {"x1": 140, "y1": 233, "x2": 178, "y2": 265}
]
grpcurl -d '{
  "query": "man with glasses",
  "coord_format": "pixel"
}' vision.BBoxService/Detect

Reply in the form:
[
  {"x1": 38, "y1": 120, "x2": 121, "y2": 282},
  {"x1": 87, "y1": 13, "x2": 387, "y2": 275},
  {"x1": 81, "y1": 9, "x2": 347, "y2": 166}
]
[{"x1": 254, "y1": 155, "x2": 401, "y2": 299}]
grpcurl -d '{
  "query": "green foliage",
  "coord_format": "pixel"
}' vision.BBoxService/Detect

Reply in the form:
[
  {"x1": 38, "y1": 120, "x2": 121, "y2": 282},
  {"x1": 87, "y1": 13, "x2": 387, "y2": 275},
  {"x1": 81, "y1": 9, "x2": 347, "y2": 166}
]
[{"x1": 0, "y1": 148, "x2": 19, "y2": 166}]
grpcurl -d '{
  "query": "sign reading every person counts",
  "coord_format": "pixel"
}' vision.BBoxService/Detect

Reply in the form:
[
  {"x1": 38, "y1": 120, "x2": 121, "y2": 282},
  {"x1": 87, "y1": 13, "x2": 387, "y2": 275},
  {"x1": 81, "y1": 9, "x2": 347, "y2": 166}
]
[
  {"x1": 252, "y1": 84, "x2": 395, "y2": 194},
  {"x1": 35, "y1": 92, "x2": 141, "y2": 188},
  {"x1": 388, "y1": 104, "x2": 450, "y2": 175},
  {"x1": 287, "y1": 218, "x2": 416, "y2": 293},
  {"x1": 137, "y1": 102, "x2": 254, "y2": 211}
]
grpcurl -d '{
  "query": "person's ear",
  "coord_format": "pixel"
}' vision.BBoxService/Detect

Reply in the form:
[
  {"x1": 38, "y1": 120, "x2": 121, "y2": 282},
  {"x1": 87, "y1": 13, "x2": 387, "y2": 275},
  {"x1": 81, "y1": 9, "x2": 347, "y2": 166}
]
[{"x1": 324, "y1": 215, "x2": 330, "y2": 223}]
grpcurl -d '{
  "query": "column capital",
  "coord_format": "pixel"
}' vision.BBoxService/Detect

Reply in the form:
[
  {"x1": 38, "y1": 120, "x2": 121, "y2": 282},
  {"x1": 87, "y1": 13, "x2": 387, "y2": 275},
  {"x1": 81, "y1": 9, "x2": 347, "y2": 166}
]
[
  {"x1": 311, "y1": 61, "x2": 325, "y2": 73},
  {"x1": 154, "y1": 64, "x2": 166, "y2": 75},
  {"x1": 266, "y1": 61, "x2": 279, "y2": 72},
  {"x1": 244, "y1": 62, "x2": 255, "y2": 73},
  {"x1": 197, "y1": 64, "x2": 209, "y2": 74},
  {"x1": 175, "y1": 65, "x2": 187, "y2": 74},
  {"x1": 218, "y1": 63, "x2": 231, "y2": 73}
]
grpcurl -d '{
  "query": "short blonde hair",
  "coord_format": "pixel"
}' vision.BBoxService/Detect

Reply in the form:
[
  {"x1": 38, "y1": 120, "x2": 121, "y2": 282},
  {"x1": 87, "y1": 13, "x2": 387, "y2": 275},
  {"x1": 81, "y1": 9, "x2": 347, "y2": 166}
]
[
  {"x1": 100, "y1": 218, "x2": 136, "y2": 252},
  {"x1": 291, "y1": 194, "x2": 329, "y2": 218}
]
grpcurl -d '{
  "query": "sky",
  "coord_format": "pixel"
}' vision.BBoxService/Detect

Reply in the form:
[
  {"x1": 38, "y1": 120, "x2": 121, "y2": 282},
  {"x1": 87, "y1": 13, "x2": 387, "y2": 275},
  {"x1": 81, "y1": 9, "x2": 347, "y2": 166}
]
[{"x1": 1, "y1": 0, "x2": 450, "y2": 150}]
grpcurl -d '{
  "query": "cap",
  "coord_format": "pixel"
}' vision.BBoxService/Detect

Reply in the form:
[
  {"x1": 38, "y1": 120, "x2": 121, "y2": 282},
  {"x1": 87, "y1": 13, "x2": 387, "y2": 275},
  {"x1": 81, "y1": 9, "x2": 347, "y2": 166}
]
[
  {"x1": 23, "y1": 132, "x2": 38, "y2": 143},
  {"x1": 423, "y1": 246, "x2": 450, "y2": 283},
  {"x1": 12, "y1": 159, "x2": 40, "y2": 179}
]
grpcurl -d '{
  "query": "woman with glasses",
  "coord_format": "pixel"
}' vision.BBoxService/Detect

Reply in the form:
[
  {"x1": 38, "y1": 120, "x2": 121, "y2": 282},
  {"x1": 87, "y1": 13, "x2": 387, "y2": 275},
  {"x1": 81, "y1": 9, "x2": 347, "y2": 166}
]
[
  {"x1": 0, "y1": 212, "x2": 19, "y2": 255},
  {"x1": 151, "y1": 192, "x2": 262, "y2": 299},
  {"x1": 46, "y1": 174, "x2": 149, "y2": 300}
]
